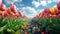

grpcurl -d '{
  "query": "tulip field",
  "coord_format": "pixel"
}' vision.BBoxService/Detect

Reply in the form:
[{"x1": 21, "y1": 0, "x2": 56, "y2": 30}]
[{"x1": 0, "y1": 0, "x2": 60, "y2": 34}]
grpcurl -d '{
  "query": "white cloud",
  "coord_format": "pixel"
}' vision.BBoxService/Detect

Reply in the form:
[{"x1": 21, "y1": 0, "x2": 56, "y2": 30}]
[
  {"x1": 22, "y1": 7, "x2": 37, "y2": 18},
  {"x1": 32, "y1": 0, "x2": 59, "y2": 7},
  {"x1": 32, "y1": 0, "x2": 40, "y2": 8},
  {"x1": 53, "y1": 0, "x2": 58, "y2": 2},
  {"x1": 40, "y1": 1, "x2": 47, "y2": 6},
  {"x1": 4, "y1": 0, "x2": 22, "y2": 4},
  {"x1": 47, "y1": 0, "x2": 52, "y2": 4},
  {"x1": 58, "y1": 0, "x2": 60, "y2": 2},
  {"x1": 52, "y1": 0, "x2": 60, "y2": 2},
  {"x1": 22, "y1": 7, "x2": 36, "y2": 14},
  {"x1": 32, "y1": 0, "x2": 48, "y2": 7}
]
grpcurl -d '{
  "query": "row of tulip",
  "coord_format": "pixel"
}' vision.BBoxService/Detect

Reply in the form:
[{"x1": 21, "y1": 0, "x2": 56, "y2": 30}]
[
  {"x1": 0, "y1": 3, "x2": 27, "y2": 18},
  {"x1": 34, "y1": 2, "x2": 60, "y2": 18}
]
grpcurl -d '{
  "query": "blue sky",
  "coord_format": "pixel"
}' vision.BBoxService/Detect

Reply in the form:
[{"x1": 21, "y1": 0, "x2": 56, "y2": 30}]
[{"x1": 2, "y1": 0, "x2": 60, "y2": 18}]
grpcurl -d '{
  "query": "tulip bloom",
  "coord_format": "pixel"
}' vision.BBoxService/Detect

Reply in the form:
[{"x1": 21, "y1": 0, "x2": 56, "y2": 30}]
[
  {"x1": 57, "y1": 2, "x2": 60, "y2": 10},
  {"x1": 6, "y1": 8, "x2": 13, "y2": 16},
  {"x1": 10, "y1": 4, "x2": 16, "y2": 13},
  {"x1": 0, "y1": 4, "x2": 6, "y2": 11},
  {"x1": 50, "y1": 8, "x2": 55, "y2": 14},
  {"x1": 44, "y1": 8, "x2": 50, "y2": 13},
  {"x1": 4, "y1": 12, "x2": 8, "y2": 17}
]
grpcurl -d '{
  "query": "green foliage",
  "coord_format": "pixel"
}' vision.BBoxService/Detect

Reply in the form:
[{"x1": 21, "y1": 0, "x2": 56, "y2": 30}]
[
  {"x1": 0, "y1": 18, "x2": 29, "y2": 34},
  {"x1": 32, "y1": 18, "x2": 60, "y2": 34}
]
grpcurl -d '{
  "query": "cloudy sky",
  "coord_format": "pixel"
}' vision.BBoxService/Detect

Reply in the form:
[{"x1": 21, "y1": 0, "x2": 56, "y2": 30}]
[{"x1": 2, "y1": 0, "x2": 60, "y2": 18}]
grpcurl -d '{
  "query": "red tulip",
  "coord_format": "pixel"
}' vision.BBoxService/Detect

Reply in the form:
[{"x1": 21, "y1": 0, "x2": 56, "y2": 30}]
[
  {"x1": 54, "y1": 8, "x2": 58, "y2": 15},
  {"x1": 58, "y1": 14, "x2": 60, "y2": 18},
  {"x1": 57, "y1": 2, "x2": 60, "y2": 10},
  {"x1": 0, "y1": 4, "x2": 6, "y2": 11},
  {"x1": 4, "y1": 12, "x2": 8, "y2": 17},
  {"x1": 58, "y1": 10, "x2": 60, "y2": 14},
  {"x1": 0, "y1": 11, "x2": 3, "y2": 15},
  {"x1": 6, "y1": 8, "x2": 13, "y2": 15},
  {"x1": 0, "y1": 11, "x2": 4, "y2": 17},
  {"x1": 13, "y1": 14, "x2": 18, "y2": 18},
  {"x1": 10, "y1": 4, "x2": 16, "y2": 13},
  {"x1": 18, "y1": 10, "x2": 22, "y2": 16},
  {"x1": 44, "y1": 8, "x2": 50, "y2": 13},
  {"x1": 44, "y1": 13, "x2": 48, "y2": 18}
]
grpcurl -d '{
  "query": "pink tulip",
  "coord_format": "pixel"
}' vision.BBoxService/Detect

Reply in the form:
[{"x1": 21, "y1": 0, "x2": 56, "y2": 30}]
[
  {"x1": 10, "y1": 4, "x2": 16, "y2": 13},
  {"x1": 18, "y1": 10, "x2": 22, "y2": 16},
  {"x1": 44, "y1": 8, "x2": 50, "y2": 14}
]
